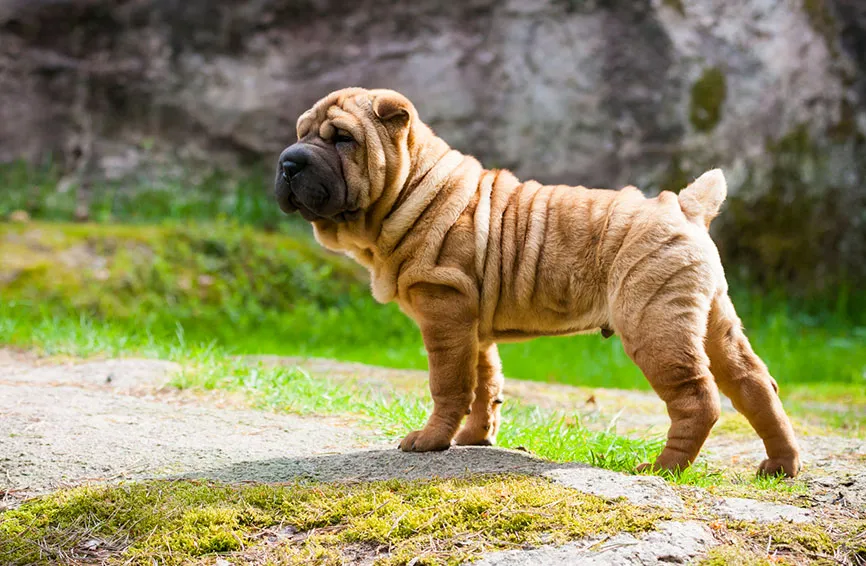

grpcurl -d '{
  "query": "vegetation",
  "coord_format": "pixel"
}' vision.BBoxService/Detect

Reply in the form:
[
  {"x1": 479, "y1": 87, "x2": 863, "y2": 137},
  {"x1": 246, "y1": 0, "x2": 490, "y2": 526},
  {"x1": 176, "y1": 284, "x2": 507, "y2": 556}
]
[
  {"x1": 1, "y1": 475, "x2": 862, "y2": 565},
  {"x1": 176, "y1": 355, "x2": 832, "y2": 500},
  {"x1": 0, "y1": 476, "x2": 666, "y2": 565},
  {"x1": 1, "y1": 220, "x2": 864, "y2": 394},
  {"x1": 700, "y1": 518, "x2": 866, "y2": 566},
  {"x1": 690, "y1": 67, "x2": 726, "y2": 132}
]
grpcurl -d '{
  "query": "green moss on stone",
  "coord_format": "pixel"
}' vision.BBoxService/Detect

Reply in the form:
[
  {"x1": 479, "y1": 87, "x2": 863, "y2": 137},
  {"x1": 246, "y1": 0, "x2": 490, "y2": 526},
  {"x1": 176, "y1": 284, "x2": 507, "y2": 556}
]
[
  {"x1": 701, "y1": 519, "x2": 866, "y2": 566},
  {"x1": 718, "y1": 124, "x2": 866, "y2": 292},
  {"x1": 699, "y1": 546, "x2": 774, "y2": 566},
  {"x1": 0, "y1": 476, "x2": 666, "y2": 565},
  {"x1": 689, "y1": 67, "x2": 727, "y2": 132}
]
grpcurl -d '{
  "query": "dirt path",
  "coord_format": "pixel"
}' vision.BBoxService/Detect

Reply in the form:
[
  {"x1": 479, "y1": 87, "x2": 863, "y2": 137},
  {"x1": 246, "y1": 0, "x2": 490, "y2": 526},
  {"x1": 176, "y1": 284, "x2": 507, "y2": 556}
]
[{"x1": 0, "y1": 351, "x2": 377, "y2": 498}]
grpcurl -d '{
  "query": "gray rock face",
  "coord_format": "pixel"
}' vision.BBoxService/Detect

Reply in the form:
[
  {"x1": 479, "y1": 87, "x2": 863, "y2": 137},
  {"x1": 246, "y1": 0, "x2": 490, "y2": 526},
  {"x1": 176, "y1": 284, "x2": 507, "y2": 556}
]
[
  {"x1": 544, "y1": 467, "x2": 685, "y2": 511},
  {"x1": 712, "y1": 496, "x2": 814, "y2": 524},
  {"x1": 473, "y1": 520, "x2": 716, "y2": 566},
  {"x1": 1, "y1": 0, "x2": 864, "y2": 284}
]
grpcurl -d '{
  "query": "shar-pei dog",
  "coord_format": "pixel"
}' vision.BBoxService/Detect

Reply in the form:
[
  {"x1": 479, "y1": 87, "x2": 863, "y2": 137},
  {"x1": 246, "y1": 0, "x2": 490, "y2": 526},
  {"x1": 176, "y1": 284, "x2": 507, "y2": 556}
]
[{"x1": 274, "y1": 87, "x2": 801, "y2": 477}]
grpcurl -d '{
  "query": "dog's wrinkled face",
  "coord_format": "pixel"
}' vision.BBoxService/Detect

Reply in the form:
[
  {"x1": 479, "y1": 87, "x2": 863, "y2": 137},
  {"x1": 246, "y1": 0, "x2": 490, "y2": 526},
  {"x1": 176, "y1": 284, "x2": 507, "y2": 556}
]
[{"x1": 274, "y1": 88, "x2": 414, "y2": 223}]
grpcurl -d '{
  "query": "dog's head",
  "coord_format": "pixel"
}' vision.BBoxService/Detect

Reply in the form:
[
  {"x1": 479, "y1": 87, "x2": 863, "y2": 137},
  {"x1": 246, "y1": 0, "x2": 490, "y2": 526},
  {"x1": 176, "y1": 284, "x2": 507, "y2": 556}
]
[{"x1": 274, "y1": 88, "x2": 418, "y2": 223}]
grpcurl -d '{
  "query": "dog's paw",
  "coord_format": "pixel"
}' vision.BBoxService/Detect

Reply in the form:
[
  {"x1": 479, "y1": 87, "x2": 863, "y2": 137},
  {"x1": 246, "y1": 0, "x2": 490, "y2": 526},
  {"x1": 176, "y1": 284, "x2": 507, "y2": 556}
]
[
  {"x1": 454, "y1": 426, "x2": 495, "y2": 446},
  {"x1": 757, "y1": 456, "x2": 801, "y2": 478},
  {"x1": 398, "y1": 429, "x2": 453, "y2": 452}
]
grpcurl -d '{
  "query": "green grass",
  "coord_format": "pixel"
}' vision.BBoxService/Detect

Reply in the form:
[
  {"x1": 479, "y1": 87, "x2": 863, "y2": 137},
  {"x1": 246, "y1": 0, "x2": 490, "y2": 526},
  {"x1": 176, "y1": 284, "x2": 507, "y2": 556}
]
[
  {"x1": 1, "y1": 221, "x2": 864, "y2": 392},
  {"x1": 0, "y1": 476, "x2": 666, "y2": 565}
]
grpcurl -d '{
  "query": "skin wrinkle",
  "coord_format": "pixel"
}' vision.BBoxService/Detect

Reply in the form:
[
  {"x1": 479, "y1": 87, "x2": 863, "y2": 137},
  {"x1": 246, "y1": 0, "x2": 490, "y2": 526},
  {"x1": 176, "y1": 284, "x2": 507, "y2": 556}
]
[
  {"x1": 515, "y1": 184, "x2": 538, "y2": 286},
  {"x1": 501, "y1": 182, "x2": 523, "y2": 315},
  {"x1": 514, "y1": 185, "x2": 539, "y2": 301},
  {"x1": 473, "y1": 171, "x2": 494, "y2": 283},
  {"x1": 618, "y1": 234, "x2": 694, "y2": 315},
  {"x1": 382, "y1": 151, "x2": 467, "y2": 258},
  {"x1": 516, "y1": 186, "x2": 550, "y2": 305},
  {"x1": 611, "y1": 240, "x2": 668, "y2": 309},
  {"x1": 595, "y1": 196, "x2": 618, "y2": 271},
  {"x1": 388, "y1": 133, "x2": 446, "y2": 217},
  {"x1": 279, "y1": 87, "x2": 802, "y2": 477},
  {"x1": 479, "y1": 170, "x2": 510, "y2": 336},
  {"x1": 422, "y1": 160, "x2": 481, "y2": 268},
  {"x1": 528, "y1": 188, "x2": 554, "y2": 304},
  {"x1": 380, "y1": 150, "x2": 463, "y2": 254}
]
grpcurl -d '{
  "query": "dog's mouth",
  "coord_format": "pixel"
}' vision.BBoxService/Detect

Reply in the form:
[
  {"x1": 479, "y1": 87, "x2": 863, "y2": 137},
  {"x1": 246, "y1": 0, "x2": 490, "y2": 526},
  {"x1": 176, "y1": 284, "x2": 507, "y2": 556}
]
[
  {"x1": 274, "y1": 177, "x2": 299, "y2": 214},
  {"x1": 276, "y1": 177, "x2": 359, "y2": 223}
]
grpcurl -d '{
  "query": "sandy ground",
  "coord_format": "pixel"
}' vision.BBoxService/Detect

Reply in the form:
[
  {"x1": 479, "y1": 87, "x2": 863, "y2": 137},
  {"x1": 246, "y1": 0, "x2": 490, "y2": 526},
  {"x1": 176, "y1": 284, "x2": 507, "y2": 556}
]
[{"x1": 0, "y1": 351, "x2": 377, "y2": 498}]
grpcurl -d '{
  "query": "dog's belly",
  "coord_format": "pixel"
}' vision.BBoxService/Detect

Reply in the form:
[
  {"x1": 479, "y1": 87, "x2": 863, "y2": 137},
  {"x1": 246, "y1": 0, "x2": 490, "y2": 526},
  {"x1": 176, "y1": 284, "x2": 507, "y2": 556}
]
[
  {"x1": 483, "y1": 184, "x2": 622, "y2": 343},
  {"x1": 489, "y1": 276, "x2": 610, "y2": 343}
]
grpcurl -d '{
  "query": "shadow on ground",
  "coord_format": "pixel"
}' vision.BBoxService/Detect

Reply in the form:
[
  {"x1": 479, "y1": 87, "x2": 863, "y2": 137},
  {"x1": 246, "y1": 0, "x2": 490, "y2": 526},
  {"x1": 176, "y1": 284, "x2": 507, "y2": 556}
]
[{"x1": 180, "y1": 446, "x2": 586, "y2": 483}]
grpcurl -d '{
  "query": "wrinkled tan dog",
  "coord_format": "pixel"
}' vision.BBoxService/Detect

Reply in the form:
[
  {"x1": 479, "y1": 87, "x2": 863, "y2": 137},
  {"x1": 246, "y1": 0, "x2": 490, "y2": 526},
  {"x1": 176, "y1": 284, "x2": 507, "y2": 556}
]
[{"x1": 274, "y1": 87, "x2": 801, "y2": 477}]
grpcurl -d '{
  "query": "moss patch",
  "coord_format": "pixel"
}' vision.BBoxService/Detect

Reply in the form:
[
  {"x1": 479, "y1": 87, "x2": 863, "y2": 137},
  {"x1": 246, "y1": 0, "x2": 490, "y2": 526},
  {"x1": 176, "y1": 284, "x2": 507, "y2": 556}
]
[
  {"x1": 720, "y1": 124, "x2": 866, "y2": 292},
  {"x1": 0, "y1": 222, "x2": 366, "y2": 320},
  {"x1": 707, "y1": 519, "x2": 866, "y2": 565},
  {"x1": 699, "y1": 545, "x2": 775, "y2": 566},
  {"x1": 694, "y1": 473, "x2": 811, "y2": 506},
  {"x1": 0, "y1": 476, "x2": 667, "y2": 566},
  {"x1": 689, "y1": 67, "x2": 727, "y2": 132}
]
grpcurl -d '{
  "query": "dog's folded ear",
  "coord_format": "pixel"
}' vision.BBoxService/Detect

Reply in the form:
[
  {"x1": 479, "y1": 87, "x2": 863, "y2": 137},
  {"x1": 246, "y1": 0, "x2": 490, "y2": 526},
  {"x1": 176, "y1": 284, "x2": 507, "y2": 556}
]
[{"x1": 372, "y1": 90, "x2": 412, "y2": 124}]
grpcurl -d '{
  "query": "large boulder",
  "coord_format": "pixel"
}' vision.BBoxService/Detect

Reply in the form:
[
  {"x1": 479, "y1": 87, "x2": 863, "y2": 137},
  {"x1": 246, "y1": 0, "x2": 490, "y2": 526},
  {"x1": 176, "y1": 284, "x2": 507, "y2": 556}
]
[{"x1": 1, "y1": 0, "x2": 864, "y2": 288}]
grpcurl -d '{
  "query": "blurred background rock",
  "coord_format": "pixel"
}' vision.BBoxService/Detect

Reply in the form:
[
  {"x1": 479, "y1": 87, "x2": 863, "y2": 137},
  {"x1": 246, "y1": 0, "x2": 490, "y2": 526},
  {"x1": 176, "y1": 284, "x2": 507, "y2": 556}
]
[{"x1": 1, "y1": 0, "x2": 864, "y2": 292}]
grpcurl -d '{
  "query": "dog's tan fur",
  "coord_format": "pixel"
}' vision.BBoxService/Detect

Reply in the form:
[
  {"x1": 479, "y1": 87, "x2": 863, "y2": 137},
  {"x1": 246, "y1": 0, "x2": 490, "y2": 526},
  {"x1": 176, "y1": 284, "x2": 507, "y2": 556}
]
[{"x1": 282, "y1": 87, "x2": 801, "y2": 477}]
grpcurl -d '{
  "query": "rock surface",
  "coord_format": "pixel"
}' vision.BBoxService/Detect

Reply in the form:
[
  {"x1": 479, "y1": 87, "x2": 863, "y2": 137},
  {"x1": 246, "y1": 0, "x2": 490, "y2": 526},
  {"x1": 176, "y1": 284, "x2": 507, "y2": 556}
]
[
  {"x1": 544, "y1": 467, "x2": 685, "y2": 511},
  {"x1": 0, "y1": 354, "x2": 371, "y2": 495},
  {"x1": 712, "y1": 496, "x2": 814, "y2": 524},
  {"x1": 1, "y1": 0, "x2": 865, "y2": 285},
  {"x1": 473, "y1": 521, "x2": 716, "y2": 566}
]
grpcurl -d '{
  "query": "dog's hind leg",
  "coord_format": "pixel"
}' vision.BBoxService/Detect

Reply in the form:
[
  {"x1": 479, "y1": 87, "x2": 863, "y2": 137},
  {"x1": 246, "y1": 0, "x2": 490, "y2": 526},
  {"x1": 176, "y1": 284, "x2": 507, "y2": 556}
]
[
  {"x1": 614, "y1": 273, "x2": 721, "y2": 474},
  {"x1": 455, "y1": 343, "x2": 504, "y2": 446},
  {"x1": 705, "y1": 293, "x2": 801, "y2": 477}
]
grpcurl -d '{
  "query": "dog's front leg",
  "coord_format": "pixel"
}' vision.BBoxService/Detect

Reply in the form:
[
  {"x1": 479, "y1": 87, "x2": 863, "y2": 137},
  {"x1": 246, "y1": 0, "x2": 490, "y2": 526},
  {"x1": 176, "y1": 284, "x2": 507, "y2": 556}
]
[
  {"x1": 454, "y1": 344, "x2": 504, "y2": 446},
  {"x1": 399, "y1": 283, "x2": 478, "y2": 452}
]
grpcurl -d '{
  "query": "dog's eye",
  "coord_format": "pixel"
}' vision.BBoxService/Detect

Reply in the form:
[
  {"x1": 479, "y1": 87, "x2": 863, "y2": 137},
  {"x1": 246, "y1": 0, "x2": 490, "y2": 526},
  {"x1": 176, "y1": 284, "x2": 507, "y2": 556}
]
[{"x1": 333, "y1": 130, "x2": 354, "y2": 144}]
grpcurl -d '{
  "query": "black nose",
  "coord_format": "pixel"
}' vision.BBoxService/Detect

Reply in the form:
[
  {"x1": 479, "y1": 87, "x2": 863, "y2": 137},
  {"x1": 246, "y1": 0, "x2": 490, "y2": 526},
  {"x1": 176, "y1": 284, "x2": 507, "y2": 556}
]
[
  {"x1": 282, "y1": 159, "x2": 303, "y2": 179},
  {"x1": 279, "y1": 146, "x2": 308, "y2": 180}
]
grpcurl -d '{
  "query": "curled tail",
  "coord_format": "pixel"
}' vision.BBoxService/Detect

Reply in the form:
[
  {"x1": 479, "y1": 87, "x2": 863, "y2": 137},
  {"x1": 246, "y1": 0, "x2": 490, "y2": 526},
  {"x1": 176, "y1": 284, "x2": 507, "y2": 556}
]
[{"x1": 678, "y1": 168, "x2": 727, "y2": 229}]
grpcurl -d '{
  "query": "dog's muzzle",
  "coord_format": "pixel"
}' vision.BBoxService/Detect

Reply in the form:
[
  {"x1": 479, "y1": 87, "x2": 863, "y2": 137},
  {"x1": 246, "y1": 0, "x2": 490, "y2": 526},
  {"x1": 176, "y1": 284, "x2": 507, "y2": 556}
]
[{"x1": 274, "y1": 142, "x2": 350, "y2": 221}]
